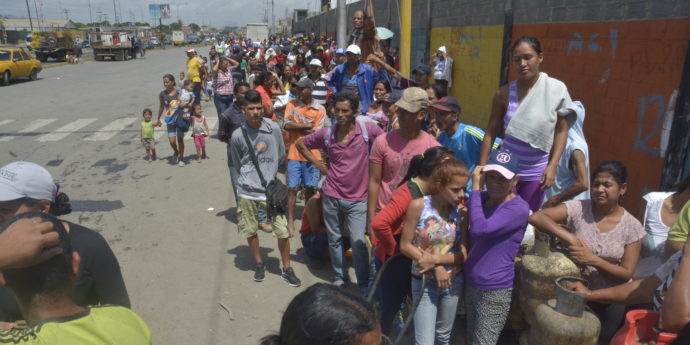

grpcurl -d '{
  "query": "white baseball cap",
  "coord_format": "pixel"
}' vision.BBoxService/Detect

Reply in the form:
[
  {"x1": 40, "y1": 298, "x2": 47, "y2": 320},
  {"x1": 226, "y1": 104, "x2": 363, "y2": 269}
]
[
  {"x1": 0, "y1": 162, "x2": 57, "y2": 202},
  {"x1": 346, "y1": 44, "x2": 361, "y2": 55},
  {"x1": 309, "y1": 58, "x2": 322, "y2": 67},
  {"x1": 438, "y1": 46, "x2": 447, "y2": 53}
]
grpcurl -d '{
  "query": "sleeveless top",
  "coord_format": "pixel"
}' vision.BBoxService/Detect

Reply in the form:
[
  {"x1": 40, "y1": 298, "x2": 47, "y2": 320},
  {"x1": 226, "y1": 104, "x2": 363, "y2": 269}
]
[
  {"x1": 503, "y1": 81, "x2": 550, "y2": 181},
  {"x1": 191, "y1": 116, "x2": 206, "y2": 135},
  {"x1": 411, "y1": 196, "x2": 462, "y2": 276}
]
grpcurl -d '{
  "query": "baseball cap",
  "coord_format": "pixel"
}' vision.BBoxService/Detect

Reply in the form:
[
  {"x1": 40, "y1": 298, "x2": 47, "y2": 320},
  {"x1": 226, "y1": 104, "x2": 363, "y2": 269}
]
[
  {"x1": 438, "y1": 46, "x2": 447, "y2": 53},
  {"x1": 430, "y1": 96, "x2": 461, "y2": 114},
  {"x1": 295, "y1": 78, "x2": 315, "y2": 89},
  {"x1": 0, "y1": 162, "x2": 57, "y2": 202},
  {"x1": 185, "y1": 47, "x2": 195, "y2": 53},
  {"x1": 346, "y1": 44, "x2": 361, "y2": 55},
  {"x1": 483, "y1": 150, "x2": 518, "y2": 179},
  {"x1": 394, "y1": 87, "x2": 429, "y2": 113},
  {"x1": 309, "y1": 58, "x2": 322, "y2": 67},
  {"x1": 335, "y1": 48, "x2": 346, "y2": 55},
  {"x1": 412, "y1": 64, "x2": 431, "y2": 75}
]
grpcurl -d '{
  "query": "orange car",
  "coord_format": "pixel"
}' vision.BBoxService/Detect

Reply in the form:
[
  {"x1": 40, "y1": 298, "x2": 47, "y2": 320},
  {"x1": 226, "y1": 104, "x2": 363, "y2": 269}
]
[{"x1": 0, "y1": 47, "x2": 43, "y2": 86}]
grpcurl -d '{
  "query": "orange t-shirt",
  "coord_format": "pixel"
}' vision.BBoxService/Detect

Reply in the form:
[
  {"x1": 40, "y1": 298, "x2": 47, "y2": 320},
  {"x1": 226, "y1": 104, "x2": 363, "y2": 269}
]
[
  {"x1": 285, "y1": 100, "x2": 325, "y2": 161},
  {"x1": 256, "y1": 85, "x2": 276, "y2": 121}
]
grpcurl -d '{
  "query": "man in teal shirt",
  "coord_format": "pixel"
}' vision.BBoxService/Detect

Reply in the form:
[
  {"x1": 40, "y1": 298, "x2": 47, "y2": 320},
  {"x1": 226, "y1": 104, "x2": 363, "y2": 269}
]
[{"x1": 432, "y1": 96, "x2": 500, "y2": 194}]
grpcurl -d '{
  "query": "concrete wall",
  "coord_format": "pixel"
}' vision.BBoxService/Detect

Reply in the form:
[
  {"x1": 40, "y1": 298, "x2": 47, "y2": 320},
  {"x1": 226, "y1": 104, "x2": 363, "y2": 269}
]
[{"x1": 294, "y1": 0, "x2": 690, "y2": 212}]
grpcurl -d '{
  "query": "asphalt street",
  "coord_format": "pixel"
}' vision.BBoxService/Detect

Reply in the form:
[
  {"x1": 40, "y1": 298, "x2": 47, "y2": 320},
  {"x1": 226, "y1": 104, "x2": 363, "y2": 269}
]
[{"x1": 0, "y1": 46, "x2": 334, "y2": 344}]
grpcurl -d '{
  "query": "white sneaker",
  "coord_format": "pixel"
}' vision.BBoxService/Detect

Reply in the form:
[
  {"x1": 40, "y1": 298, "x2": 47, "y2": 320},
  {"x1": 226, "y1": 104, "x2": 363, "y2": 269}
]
[{"x1": 178, "y1": 160, "x2": 185, "y2": 167}]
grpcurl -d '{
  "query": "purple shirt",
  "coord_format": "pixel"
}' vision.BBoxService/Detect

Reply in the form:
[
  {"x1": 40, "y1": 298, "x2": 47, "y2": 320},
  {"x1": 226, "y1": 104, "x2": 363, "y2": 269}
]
[
  {"x1": 464, "y1": 190, "x2": 529, "y2": 290},
  {"x1": 303, "y1": 121, "x2": 384, "y2": 201}
]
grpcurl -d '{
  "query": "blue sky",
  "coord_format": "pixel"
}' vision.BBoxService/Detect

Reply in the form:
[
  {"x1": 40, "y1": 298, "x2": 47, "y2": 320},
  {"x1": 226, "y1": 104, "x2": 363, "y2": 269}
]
[{"x1": 1, "y1": 0, "x2": 331, "y2": 28}]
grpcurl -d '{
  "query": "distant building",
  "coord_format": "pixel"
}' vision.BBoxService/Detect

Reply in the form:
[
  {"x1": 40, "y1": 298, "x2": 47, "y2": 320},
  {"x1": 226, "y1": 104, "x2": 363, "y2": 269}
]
[{"x1": 1, "y1": 18, "x2": 77, "y2": 31}]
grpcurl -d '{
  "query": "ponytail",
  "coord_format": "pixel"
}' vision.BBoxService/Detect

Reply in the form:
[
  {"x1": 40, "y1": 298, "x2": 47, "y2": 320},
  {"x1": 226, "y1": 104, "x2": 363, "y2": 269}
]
[{"x1": 399, "y1": 146, "x2": 454, "y2": 187}]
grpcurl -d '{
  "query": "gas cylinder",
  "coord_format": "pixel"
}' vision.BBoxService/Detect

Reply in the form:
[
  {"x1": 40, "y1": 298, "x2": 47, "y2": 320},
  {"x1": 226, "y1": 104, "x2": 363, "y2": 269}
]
[
  {"x1": 519, "y1": 230, "x2": 580, "y2": 324},
  {"x1": 526, "y1": 277, "x2": 600, "y2": 345}
]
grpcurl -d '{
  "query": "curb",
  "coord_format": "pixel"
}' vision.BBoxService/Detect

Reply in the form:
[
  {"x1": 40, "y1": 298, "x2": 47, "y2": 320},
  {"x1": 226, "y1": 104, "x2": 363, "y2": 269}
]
[{"x1": 43, "y1": 57, "x2": 95, "y2": 69}]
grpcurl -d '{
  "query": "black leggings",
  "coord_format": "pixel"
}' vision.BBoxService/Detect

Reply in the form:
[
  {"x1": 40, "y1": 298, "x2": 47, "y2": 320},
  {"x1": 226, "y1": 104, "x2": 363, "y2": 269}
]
[{"x1": 588, "y1": 301, "x2": 626, "y2": 345}]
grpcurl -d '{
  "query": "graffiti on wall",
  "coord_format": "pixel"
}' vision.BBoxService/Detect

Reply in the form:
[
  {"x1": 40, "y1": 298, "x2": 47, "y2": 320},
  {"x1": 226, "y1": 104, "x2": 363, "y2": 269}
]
[
  {"x1": 635, "y1": 90, "x2": 678, "y2": 158},
  {"x1": 567, "y1": 29, "x2": 618, "y2": 57}
]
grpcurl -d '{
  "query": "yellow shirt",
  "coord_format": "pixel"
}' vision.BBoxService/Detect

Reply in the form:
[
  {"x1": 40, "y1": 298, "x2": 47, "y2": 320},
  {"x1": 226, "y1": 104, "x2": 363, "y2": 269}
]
[
  {"x1": 186, "y1": 57, "x2": 202, "y2": 82},
  {"x1": 667, "y1": 200, "x2": 690, "y2": 243},
  {"x1": 0, "y1": 305, "x2": 151, "y2": 345}
]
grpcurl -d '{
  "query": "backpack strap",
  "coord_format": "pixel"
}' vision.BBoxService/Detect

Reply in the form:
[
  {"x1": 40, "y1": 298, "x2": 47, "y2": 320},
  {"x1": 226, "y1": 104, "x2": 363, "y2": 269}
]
[{"x1": 323, "y1": 126, "x2": 332, "y2": 153}]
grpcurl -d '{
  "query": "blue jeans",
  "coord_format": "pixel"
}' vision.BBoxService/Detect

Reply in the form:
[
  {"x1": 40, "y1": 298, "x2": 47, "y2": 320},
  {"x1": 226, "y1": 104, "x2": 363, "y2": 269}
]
[
  {"x1": 411, "y1": 274, "x2": 462, "y2": 345},
  {"x1": 322, "y1": 194, "x2": 369, "y2": 294},
  {"x1": 214, "y1": 94, "x2": 234, "y2": 117},
  {"x1": 301, "y1": 233, "x2": 329, "y2": 259}
]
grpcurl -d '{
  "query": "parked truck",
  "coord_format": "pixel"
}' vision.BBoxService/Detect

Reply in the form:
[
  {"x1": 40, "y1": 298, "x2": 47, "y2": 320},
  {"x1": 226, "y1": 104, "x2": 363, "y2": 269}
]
[
  {"x1": 31, "y1": 30, "x2": 78, "y2": 62},
  {"x1": 172, "y1": 31, "x2": 186, "y2": 46},
  {"x1": 90, "y1": 31, "x2": 137, "y2": 61},
  {"x1": 246, "y1": 23, "x2": 269, "y2": 43}
]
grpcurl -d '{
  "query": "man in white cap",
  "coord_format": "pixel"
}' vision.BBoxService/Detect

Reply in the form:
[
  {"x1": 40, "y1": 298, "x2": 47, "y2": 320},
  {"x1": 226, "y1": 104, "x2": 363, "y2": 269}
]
[
  {"x1": 302, "y1": 58, "x2": 329, "y2": 107},
  {"x1": 431, "y1": 45, "x2": 453, "y2": 91},
  {"x1": 328, "y1": 44, "x2": 381, "y2": 114},
  {"x1": 186, "y1": 47, "x2": 204, "y2": 105}
]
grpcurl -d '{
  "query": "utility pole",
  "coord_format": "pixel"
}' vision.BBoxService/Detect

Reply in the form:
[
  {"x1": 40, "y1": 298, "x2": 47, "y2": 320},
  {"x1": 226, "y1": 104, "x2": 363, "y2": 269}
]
[
  {"x1": 88, "y1": 0, "x2": 93, "y2": 25},
  {"x1": 25, "y1": 0, "x2": 34, "y2": 31},
  {"x1": 336, "y1": 0, "x2": 345, "y2": 48},
  {"x1": 112, "y1": 0, "x2": 118, "y2": 25},
  {"x1": 271, "y1": 0, "x2": 275, "y2": 34}
]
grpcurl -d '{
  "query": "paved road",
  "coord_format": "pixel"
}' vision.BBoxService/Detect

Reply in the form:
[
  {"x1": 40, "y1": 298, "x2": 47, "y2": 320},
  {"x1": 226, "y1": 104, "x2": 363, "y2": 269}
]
[{"x1": 0, "y1": 47, "x2": 334, "y2": 344}]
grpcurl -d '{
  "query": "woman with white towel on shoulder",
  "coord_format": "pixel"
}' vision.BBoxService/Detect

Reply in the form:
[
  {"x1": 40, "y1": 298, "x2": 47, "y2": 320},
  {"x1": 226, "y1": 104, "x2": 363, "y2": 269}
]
[{"x1": 480, "y1": 36, "x2": 578, "y2": 212}]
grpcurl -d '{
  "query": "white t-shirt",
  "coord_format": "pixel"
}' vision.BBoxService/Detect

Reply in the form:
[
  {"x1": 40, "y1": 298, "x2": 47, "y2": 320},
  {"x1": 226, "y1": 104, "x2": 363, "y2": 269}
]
[{"x1": 635, "y1": 191, "x2": 675, "y2": 279}]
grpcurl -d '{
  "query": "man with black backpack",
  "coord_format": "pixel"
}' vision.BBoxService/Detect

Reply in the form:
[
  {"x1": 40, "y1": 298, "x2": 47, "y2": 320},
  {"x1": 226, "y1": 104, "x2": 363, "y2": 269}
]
[{"x1": 229, "y1": 90, "x2": 301, "y2": 287}]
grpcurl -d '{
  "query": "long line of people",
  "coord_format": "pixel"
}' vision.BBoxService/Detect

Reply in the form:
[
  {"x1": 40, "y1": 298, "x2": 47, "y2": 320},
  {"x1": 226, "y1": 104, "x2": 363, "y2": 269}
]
[
  {"x1": 0, "y1": 30, "x2": 687, "y2": 345},
  {"x1": 212, "y1": 33, "x2": 690, "y2": 345}
]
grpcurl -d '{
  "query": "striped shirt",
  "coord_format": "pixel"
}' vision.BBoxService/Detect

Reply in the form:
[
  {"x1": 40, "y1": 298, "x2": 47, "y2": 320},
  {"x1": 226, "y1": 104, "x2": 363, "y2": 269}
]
[
  {"x1": 503, "y1": 81, "x2": 549, "y2": 181},
  {"x1": 301, "y1": 75, "x2": 328, "y2": 106}
]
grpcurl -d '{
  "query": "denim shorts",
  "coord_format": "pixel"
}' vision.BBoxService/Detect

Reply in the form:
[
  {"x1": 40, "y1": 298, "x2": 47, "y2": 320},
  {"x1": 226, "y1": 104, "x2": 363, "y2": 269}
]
[
  {"x1": 300, "y1": 232, "x2": 329, "y2": 259},
  {"x1": 286, "y1": 160, "x2": 320, "y2": 188},
  {"x1": 166, "y1": 124, "x2": 185, "y2": 138}
]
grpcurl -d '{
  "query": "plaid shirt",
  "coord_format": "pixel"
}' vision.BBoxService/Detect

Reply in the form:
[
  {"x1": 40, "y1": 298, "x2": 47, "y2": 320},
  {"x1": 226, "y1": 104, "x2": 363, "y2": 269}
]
[{"x1": 213, "y1": 67, "x2": 235, "y2": 96}]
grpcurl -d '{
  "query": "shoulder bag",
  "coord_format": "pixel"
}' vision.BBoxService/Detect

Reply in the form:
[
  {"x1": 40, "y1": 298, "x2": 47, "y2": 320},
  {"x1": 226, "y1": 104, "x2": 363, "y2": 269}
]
[{"x1": 241, "y1": 127, "x2": 289, "y2": 214}]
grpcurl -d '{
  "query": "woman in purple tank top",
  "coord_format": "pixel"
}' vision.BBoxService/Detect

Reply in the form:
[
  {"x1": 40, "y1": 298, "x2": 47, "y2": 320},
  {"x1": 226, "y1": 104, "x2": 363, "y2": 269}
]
[{"x1": 479, "y1": 36, "x2": 573, "y2": 212}]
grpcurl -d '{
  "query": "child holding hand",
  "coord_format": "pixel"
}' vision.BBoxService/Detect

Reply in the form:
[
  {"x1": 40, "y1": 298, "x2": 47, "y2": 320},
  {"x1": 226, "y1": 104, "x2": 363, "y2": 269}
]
[
  {"x1": 141, "y1": 108, "x2": 158, "y2": 161},
  {"x1": 190, "y1": 104, "x2": 209, "y2": 163}
]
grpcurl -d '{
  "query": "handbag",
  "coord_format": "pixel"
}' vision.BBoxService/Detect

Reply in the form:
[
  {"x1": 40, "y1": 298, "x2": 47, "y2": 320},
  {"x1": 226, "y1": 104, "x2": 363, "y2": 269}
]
[
  {"x1": 175, "y1": 108, "x2": 190, "y2": 132},
  {"x1": 241, "y1": 127, "x2": 289, "y2": 214}
]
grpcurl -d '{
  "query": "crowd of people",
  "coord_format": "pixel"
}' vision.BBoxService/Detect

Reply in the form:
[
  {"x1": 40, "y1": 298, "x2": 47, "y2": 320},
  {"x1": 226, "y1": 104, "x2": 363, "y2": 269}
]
[{"x1": 0, "y1": 11, "x2": 689, "y2": 345}]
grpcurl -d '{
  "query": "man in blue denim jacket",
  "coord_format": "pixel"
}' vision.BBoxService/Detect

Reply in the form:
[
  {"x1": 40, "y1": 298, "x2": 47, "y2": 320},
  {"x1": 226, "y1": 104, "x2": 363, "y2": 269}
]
[{"x1": 327, "y1": 45, "x2": 381, "y2": 114}]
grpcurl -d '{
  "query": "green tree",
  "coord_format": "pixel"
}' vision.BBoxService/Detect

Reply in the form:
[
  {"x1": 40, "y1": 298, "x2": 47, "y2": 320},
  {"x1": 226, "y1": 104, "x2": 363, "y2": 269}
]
[
  {"x1": 190, "y1": 23, "x2": 200, "y2": 32},
  {"x1": 170, "y1": 22, "x2": 182, "y2": 30}
]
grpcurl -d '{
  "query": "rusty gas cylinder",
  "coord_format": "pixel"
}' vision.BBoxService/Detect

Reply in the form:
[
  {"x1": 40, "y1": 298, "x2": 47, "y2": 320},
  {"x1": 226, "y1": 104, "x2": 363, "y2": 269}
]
[
  {"x1": 519, "y1": 230, "x2": 580, "y2": 324},
  {"x1": 526, "y1": 277, "x2": 600, "y2": 345}
]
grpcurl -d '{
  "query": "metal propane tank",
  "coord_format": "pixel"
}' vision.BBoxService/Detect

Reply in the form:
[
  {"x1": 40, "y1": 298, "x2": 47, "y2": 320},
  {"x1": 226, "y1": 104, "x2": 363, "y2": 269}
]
[
  {"x1": 519, "y1": 230, "x2": 581, "y2": 324},
  {"x1": 527, "y1": 277, "x2": 601, "y2": 345}
]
